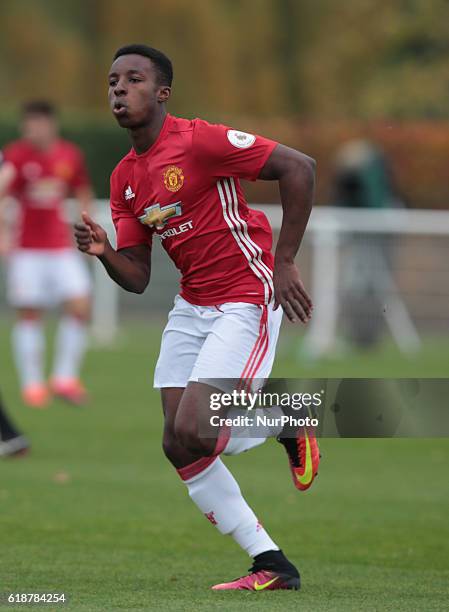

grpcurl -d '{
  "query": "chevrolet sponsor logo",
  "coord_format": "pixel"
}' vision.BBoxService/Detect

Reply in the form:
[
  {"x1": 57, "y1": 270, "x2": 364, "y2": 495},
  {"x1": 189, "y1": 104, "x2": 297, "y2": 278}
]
[{"x1": 139, "y1": 202, "x2": 182, "y2": 229}]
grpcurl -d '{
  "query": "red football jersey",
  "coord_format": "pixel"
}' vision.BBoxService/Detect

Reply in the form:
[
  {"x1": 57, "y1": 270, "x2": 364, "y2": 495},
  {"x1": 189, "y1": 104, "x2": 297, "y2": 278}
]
[
  {"x1": 2, "y1": 139, "x2": 90, "y2": 249},
  {"x1": 110, "y1": 114, "x2": 278, "y2": 306}
]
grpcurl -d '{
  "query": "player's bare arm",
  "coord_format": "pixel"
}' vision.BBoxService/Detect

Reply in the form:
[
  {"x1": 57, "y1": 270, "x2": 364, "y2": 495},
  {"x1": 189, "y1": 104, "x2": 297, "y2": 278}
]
[
  {"x1": 0, "y1": 161, "x2": 17, "y2": 255},
  {"x1": 259, "y1": 144, "x2": 315, "y2": 323},
  {"x1": 0, "y1": 160, "x2": 16, "y2": 196},
  {"x1": 74, "y1": 212, "x2": 151, "y2": 294}
]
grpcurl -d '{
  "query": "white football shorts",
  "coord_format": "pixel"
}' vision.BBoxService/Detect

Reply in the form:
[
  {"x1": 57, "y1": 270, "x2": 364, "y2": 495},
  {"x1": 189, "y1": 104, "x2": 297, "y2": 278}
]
[
  {"x1": 7, "y1": 248, "x2": 91, "y2": 308},
  {"x1": 154, "y1": 295, "x2": 283, "y2": 389}
]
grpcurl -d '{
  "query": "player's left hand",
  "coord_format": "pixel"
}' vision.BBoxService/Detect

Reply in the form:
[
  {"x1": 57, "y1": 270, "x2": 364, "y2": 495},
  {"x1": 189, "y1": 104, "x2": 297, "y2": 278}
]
[
  {"x1": 74, "y1": 212, "x2": 108, "y2": 256},
  {"x1": 273, "y1": 261, "x2": 313, "y2": 323}
]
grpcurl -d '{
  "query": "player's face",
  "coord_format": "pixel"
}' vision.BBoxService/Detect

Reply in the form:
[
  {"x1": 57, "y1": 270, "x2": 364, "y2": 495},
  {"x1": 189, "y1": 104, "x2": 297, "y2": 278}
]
[
  {"x1": 22, "y1": 115, "x2": 57, "y2": 148},
  {"x1": 108, "y1": 54, "x2": 170, "y2": 129}
]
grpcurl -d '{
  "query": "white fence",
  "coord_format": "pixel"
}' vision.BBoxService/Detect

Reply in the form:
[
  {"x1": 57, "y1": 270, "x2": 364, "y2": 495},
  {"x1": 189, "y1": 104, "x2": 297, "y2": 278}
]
[{"x1": 297, "y1": 207, "x2": 449, "y2": 357}]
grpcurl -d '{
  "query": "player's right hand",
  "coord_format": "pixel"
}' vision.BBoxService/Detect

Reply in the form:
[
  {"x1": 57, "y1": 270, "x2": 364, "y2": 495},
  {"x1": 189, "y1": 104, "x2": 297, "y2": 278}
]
[{"x1": 74, "y1": 211, "x2": 108, "y2": 256}]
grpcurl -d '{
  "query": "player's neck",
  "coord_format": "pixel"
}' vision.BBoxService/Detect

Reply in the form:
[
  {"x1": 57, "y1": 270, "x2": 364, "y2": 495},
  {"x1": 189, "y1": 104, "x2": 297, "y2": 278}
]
[
  {"x1": 27, "y1": 137, "x2": 56, "y2": 152},
  {"x1": 129, "y1": 109, "x2": 167, "y2": 155}
]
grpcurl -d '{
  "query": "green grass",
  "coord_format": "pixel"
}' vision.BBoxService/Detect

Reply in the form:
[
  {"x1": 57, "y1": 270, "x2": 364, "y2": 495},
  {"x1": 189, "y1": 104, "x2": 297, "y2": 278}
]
[{"x1": 1, "y1": 322, "x2": 449, "y2": 611}]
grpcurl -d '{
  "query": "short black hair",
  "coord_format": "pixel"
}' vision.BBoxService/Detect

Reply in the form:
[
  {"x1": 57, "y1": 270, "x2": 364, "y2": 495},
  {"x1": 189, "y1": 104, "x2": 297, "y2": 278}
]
[
  {"x1": 113, "y1": 44, "x2": 173, "y2": 87},
  {"x1": 21, "y1": 100, "x2": 56, "y2": 117}
]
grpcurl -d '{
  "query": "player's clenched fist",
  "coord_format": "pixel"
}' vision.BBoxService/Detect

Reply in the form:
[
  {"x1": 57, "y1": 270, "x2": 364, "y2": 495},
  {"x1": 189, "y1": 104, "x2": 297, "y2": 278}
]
[{"x1": 74, "y1": 211, "x2": 108, "y2": 256}]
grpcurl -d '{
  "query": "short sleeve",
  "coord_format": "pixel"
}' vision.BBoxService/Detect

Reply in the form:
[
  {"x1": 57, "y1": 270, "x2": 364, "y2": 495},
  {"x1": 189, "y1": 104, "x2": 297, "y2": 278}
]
[
  {"x1": 110, "y1": 174, "x2": 153, "y2": 251},
  {"x1": 192, "y1": 119, "x2": 278, "y2": 181},
  {"x1": 70, "y1": 147, "x2": 91, "y2": 190}
]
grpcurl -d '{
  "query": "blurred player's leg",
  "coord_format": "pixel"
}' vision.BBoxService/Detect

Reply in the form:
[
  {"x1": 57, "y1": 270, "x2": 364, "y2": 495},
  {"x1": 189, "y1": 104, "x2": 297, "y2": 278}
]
[
  {"x1": 49, "y1": 251, "x2": 91, "y2": 405},
  {"x1": 8, "y1": 251, "x2": 49, "y2": 407},
  {"x1": 51, "y1": 300, "x2": 89, "y2": 405},
  {"x1": 12, "y1": 310, "x2": 48, "y2": 408},
  {"x1": 0, "y1": 392, "x2": 29, "y2": 457}
]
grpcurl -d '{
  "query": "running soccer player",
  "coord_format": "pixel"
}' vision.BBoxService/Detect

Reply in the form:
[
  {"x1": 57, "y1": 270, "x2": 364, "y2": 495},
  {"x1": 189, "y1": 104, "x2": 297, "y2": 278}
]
[
  {"x1": 0, "y1": 101, "x2": 93, "y2": 407},
  {"x1": 74, "y1": 44, "x2": 320, "y2": 591}
]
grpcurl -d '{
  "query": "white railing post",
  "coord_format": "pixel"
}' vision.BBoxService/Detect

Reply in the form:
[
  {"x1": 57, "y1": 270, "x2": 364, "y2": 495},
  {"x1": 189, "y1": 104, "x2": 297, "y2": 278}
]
[
  {"x1": 301, "y1": 218, "x2": 340, "y2": 358},
  {"x1": 90, "y1": 203, "x2": 120, "y2": 345}
]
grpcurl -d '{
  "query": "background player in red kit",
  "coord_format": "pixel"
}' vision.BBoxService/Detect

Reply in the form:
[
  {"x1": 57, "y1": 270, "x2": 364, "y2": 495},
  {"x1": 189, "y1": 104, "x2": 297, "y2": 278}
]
[
  {"x1": 0, "y1": 101, "x2": 93, "y2": 407},
  {"x1": 75, "y1": 45, "x2": 319, "y2": 591}
]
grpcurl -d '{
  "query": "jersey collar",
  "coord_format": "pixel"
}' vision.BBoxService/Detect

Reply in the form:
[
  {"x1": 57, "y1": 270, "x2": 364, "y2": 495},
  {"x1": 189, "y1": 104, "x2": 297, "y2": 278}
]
[{"x1": 131, "y1": 113, "x2": 173, "y2": 159}]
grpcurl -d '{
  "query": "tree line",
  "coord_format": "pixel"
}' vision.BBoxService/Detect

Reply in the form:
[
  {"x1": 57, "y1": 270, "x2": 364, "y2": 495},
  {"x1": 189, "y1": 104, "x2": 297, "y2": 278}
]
[{"x1": 0, "y1": 0, "x2": 447, "y2": 120}]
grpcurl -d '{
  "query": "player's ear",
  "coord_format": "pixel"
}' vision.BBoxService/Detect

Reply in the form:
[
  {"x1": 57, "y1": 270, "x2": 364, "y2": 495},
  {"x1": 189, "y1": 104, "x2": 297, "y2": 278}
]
[{"x1": 157, "y1": 86, "x2": 171, "y2": 103}]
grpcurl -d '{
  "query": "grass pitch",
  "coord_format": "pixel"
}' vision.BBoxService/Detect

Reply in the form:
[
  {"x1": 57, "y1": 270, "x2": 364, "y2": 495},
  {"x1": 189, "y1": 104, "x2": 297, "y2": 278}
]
[{"x1": 1, "y1": 321, "x2": 448, "y2": 611}]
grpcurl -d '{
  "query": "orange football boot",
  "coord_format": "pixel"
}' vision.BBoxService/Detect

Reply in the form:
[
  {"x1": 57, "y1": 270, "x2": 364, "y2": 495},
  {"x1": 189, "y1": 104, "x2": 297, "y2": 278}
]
[
  {"x1": 278, "y1": 426, "x2": 321, "y2": 491},
  {"x1": 50, "y1": 378, "x2": 88, "y2": 406},
  {"x1": 22, "y1": 384, "x2": 49, "y2": 409}
]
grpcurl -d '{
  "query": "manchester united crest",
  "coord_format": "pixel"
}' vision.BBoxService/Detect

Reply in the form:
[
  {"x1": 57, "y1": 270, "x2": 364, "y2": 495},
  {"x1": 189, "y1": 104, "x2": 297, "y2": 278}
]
[{"x1": 163, "y1": 165, "x2": 184, "y2": 192}]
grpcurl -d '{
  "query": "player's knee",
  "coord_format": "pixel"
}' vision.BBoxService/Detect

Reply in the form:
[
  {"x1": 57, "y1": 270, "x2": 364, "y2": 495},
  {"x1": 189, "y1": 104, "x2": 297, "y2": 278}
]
[
  {"x1": 174, "y1": 420, "x2": 211, "y2": 456},
  {"x1": 63, "y1": 297, "x2": 91, "y2": 322}
]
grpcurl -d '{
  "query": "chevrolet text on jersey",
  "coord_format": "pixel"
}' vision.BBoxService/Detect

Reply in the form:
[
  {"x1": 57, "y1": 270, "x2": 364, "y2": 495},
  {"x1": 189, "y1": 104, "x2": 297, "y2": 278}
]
[{"x1": 159, "y1": 220, "x2": 194, "y2": 241}]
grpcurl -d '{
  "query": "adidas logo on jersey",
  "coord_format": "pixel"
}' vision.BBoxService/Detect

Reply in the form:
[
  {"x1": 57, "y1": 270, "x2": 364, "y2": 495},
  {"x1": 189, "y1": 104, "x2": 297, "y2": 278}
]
[{"x1": 124, "y1": 185, "x2": 135, "y2": 200}]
